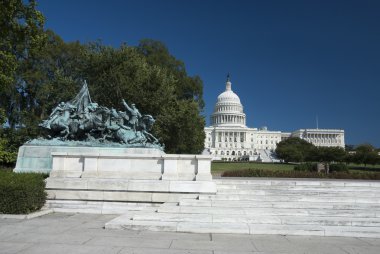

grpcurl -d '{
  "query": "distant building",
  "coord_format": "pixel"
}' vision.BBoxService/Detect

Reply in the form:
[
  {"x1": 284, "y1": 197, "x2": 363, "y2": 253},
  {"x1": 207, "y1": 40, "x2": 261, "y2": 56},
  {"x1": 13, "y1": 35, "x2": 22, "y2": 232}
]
[{"x1": 204, "y1": 76, "x2": 345, "y2": 162}]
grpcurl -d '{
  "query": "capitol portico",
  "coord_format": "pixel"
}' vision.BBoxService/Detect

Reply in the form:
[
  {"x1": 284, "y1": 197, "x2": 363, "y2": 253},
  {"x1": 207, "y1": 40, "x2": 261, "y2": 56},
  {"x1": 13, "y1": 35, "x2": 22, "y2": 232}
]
[{"x1": 204, "y1": 76, "x2": 345, "y2": 162}]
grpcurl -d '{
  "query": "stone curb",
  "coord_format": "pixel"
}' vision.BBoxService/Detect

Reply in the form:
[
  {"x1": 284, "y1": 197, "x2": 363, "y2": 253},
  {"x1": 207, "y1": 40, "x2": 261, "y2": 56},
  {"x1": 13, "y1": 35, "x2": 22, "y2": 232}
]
[{"x1": 0, "y1": 209, "x2": 53, "y2": 219}]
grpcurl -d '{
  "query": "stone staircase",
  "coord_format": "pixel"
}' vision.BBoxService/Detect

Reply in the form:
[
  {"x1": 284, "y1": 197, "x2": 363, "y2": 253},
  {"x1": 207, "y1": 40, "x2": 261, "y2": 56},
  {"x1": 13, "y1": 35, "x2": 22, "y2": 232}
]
[
  {"x1": 105, "y1": 178, "x2": 380, "y2": 238},
  {"x1": 257, "y1": 149, "x2": 280, "y2": 163}
]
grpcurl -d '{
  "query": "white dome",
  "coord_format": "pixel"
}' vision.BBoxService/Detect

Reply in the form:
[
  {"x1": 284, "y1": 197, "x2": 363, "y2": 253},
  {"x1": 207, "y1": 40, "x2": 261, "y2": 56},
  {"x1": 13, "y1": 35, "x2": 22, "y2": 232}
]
[
  {"x1": 217, "y1": 86, "x2": 241, "y2": 104},
  {"x1": 211, "y1": 76, "x2": 246, "y2": 127}
]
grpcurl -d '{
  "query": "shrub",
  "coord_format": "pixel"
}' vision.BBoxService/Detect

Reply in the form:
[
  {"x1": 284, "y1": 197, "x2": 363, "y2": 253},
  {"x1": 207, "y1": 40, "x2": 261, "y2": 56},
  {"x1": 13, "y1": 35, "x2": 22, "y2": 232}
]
[
  {"x1": 221, "y1": 168, "x2": 380, "y2": 180},
  {"x1": 0, "y1": 150, "x2": 17, "y2": 167},
  {"x1": 0, "y1": 171, "x2": 47, "y2": 214},
  {"x1": 294, "y1": 163, "x2": 316, "y2": 172},
  {"x1": 329, "y1": 163, "x2": 349, "y2": 173}
]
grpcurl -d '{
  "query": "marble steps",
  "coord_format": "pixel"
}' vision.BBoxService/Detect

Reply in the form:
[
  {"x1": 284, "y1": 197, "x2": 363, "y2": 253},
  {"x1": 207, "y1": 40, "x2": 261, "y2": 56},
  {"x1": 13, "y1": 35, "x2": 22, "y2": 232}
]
[
  {"x1": 216, "y1": 188, "x2": 380, "y2": 196},
  {"x1": 157, "y1": 205, "x2": 379, "y2": 218},
  {"x1": 47, "y1": 189, "x2": 199, "y2": 203},
  {"x1": 178, "y1": 199, "x2": 380, "y2": 210},
  {"x1": 105, "y1": 179, "x2": 380, "y2": 237},
  {"x1": 131, "y1": 212, "x2": 380, "y2": 227},
  {"x1": 214, "y1": 179, "x2": 380, "y2": 188},
  {"x1": 198, "y1": 194, "x2": 380, "y2": 203},
  {"x1": 46, "y1": 200, "x2": 160, "y2": 214},
  {"x1": 216, "y1": 184, "x2": 380, "y2": 191},
  {"x1": 105, "y1": 217, "x2": 380, "y2": 238}
]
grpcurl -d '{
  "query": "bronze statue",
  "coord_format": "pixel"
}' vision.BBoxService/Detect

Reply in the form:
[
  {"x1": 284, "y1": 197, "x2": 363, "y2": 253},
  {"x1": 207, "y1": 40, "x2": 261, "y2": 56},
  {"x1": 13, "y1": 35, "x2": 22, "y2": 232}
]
[{"x1": 38, "y1": 80, "x2": 163, "y2": 149}]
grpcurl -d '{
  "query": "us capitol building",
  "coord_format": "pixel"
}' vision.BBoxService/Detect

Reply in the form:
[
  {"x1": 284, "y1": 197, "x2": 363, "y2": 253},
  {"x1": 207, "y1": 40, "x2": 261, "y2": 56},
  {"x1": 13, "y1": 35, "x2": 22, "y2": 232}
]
[{"x1": 204, "y1": 76, "x2": 345, "y2": 162}]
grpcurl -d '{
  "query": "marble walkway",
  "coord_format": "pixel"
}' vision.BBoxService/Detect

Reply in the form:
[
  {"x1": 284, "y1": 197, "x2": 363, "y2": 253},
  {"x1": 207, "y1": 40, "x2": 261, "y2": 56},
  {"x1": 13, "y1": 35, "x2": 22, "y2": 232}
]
[{"x1": 1, "y1": 213, "x2": 380, "y2": 254}]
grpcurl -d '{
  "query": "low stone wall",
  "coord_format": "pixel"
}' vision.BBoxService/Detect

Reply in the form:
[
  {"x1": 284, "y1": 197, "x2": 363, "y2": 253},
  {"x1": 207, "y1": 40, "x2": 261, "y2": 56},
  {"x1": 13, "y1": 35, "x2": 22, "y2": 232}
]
[
  {"x1": 14, "y1": 145, "x2": 163, "y2": 174},
  {"x1": 50, "y1": 151, "x2": 212, "y2": 181},
  {"x1": 43, "y1": 147, "x2": 216, "y2": 209}
]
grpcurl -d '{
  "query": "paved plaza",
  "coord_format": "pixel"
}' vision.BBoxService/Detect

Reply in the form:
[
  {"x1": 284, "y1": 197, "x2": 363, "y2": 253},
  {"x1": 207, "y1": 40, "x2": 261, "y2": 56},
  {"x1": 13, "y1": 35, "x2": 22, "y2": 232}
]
[{"x1": 0, "y1": 213, "x2": 379, "y2": 254}]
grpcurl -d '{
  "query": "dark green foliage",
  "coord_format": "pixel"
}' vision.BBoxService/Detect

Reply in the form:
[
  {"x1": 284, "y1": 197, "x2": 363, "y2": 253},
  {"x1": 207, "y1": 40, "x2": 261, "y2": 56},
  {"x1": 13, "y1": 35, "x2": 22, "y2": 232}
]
[
  {"x1": 0, "y1": 111, "x2": 18, "y2": 167},
  {"x1": 0, "y1": 171, "x2": 47, "y2": 214},
  {"x1": 1, "y1": 23, "x2": 206, "y2": 154},
  {"x1": 352, "y1": 144, "x2": 380, "y2": 166},
  {"x1": 294, "y1": 162, "x2": 348, "y2": 173},
  {"x1": 0, "y1": 0, "x2": 46, "y2": 129},
  {"x1": 310, "y1": 146, "x2": 347, "y2": 163},
  {"x1": 294, "y1": 163, "x2": 316, "y2": 172},
  {"x1": 82, "y1": 43, "x2": 205, "y2": 154},
  {"x1": 136, "y1": 39, "x2": 204, "y2": 109},
  {"x1": 222, "y1": 168, "x2": 380, "y2": 180},
  {"x1": 329, "y1": 163, "x2": 349, "y2": 173},
  {"x1": 275, "y1": 137, "x2": 315, "y2": 162}
]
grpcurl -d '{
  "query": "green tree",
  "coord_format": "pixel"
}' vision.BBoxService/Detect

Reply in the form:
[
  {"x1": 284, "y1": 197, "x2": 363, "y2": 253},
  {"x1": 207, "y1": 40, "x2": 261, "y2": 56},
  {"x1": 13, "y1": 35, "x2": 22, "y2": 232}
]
[
  {"x1": 353, "y1": 144, "x2": 379, "y2": 166},
  {"x1": 311, "y1": 146, "x2": 347, "y2": 173},
  {"x1": 136, "y1": 39, "x2": 205, "y2": 110},
  {"x1": 18, "y1": 30, "x2": 86, "y2": 136},
  {"x1": 312, "y1": 147, "x2": 347, "y2": 163},
  {"x1": 0, "y1": 0, "x2": 46, "y2": 128},
  {"x1": 275, "y1": 137, "x2": 315, "y2": 163},
  {"x1": 82, "y1": 43, "x2": 205, "y2": 154}
]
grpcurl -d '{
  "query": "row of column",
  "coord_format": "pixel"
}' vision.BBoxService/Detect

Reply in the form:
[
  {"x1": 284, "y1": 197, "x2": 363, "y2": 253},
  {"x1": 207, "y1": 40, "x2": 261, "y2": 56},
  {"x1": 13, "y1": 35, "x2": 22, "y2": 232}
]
[
  {"x1": 216, "y1": 105, "x2": 241, "y2": 112},
  {"x1": 216, "y1": 131, "x2": 246, "y2": 143},
  {"x1": 305, "y1": 133, "x2": 341, "y2": 144},
  {"x1": 305, "y1": 133, "x2": 339, "y2": 139},
  {"x1": 213, "y1": 115, "x2": 245, "y2": 125}
]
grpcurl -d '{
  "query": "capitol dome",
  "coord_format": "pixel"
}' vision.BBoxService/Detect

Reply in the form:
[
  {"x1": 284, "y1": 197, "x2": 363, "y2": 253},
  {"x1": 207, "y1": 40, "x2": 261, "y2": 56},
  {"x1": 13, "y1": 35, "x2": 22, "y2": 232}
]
[{"x1": 211, "y1": 75, "x2": 246, "y2": 127}]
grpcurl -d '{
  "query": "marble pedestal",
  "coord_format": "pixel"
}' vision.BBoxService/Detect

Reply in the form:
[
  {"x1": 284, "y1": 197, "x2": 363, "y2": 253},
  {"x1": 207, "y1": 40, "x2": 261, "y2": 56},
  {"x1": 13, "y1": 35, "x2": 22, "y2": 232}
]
[{"x1": 36, "y1": 146, "x2": 216, "y2": 212}]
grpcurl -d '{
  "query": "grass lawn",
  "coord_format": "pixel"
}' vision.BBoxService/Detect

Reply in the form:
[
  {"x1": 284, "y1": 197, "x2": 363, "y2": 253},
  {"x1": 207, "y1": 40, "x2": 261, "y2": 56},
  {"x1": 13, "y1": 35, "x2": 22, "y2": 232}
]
[
  {"x1": 348, "y1": 163, "x2": 380, "y2": 173},
  {"x1": 212, "y1": 162, "x2": 380, "y2": 176},
  {"x1": 211, "y1": 162, "x2": 294, "y2": 174}
]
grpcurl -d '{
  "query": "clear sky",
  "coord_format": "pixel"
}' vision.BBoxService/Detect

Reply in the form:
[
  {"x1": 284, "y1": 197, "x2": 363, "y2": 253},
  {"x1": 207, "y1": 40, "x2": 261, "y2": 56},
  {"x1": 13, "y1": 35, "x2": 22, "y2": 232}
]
[{"x1": 37, "y1": 0, "x2": 380, "y2": 147}]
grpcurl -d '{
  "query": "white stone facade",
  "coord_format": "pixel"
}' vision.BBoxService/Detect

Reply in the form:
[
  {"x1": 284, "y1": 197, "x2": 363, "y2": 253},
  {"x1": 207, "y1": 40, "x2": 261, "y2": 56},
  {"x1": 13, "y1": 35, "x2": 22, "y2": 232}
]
[
  {"x1": 290, "y1": 129, "x2": 345, "y2": 148},
  {"x1": 204, "y1": 77, "x2": 345, "y2": 161}
]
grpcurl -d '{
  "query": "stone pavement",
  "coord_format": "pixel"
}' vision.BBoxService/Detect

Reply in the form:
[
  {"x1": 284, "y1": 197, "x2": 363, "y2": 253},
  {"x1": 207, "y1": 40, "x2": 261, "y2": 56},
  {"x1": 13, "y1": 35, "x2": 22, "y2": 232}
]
[{"x1": 1, "y1": 213, "x2": 380, "y2": 254}]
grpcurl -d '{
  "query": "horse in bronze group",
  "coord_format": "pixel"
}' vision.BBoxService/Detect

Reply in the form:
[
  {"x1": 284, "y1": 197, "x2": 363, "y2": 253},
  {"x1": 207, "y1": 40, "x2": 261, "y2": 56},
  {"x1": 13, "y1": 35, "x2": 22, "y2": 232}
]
[
  {"x1": 41, "y1": 106, "x2": 111, "y2": 141},
  {"x1": 111, "y1": 114, "x2": 158, "y2": 145}
]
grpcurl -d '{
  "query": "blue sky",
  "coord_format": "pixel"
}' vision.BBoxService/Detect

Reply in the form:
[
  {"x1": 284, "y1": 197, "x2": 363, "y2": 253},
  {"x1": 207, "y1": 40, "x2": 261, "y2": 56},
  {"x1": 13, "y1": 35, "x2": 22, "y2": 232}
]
[{"x1": 37, "y1": 0, "x2": 380, "y2": 147}]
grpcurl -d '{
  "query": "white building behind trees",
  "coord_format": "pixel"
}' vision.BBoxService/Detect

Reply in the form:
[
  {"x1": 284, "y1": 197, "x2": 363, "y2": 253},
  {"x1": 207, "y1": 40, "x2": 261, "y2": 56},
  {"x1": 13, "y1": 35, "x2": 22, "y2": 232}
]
[{"x1": 204, "y1": 76, "x2": 345, "y2": 162}]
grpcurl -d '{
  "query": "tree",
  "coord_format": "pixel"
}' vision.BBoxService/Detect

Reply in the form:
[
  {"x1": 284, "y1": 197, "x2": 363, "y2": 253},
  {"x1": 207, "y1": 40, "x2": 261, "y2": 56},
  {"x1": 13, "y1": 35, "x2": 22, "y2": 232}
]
[
  {"x1": 313, "y1": 147, "x2": 347, "y2": 163},
  {"x1": 353, "y1": 144, "x2": 379, "y2": 166},
  {"x1": 136, "y1": 39, "x2": 205, "y2": 110},
  {"x1": 0, "y1": 0, "x2": 46, "y2": 128},
  {"x1": 82, "y1": 43, "x2": 205, "y2": 154},
  {"x1": 0, "y1": 4, "x2": 206, "y2": 154},
  {"x1": 275, "y1": 137, "x2": 315, "y2": 163},
  {"x1": 311, "y1": 146, "x2": 347, "y2": 173}
]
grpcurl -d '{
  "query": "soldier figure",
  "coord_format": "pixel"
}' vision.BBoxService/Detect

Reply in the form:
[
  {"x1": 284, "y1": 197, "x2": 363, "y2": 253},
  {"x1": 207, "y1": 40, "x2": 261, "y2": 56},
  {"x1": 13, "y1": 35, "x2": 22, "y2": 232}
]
[{"x1": 122, "y1": 99, "x2": 141, "y2": 132}]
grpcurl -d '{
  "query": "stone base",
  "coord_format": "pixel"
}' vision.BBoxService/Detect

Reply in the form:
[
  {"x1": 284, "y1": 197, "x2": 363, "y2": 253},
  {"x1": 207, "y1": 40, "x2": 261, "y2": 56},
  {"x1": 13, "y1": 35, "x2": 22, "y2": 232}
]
[
  {"x1": 43, "y1": 147, "x2": 215, "y2": 209},
  {"x1": 14, "y1": 145, "x2": 163, "y2": 174}
]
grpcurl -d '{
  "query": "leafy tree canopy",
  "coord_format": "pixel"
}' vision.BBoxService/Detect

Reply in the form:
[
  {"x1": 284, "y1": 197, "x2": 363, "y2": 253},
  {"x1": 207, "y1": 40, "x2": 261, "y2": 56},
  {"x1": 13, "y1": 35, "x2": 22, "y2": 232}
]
[
  {"x1": 0, "y1": 4, "x2": 206, "y2": 155},
  {"x1": 275, "y1": 137, "x2": 315, "y2": 163}
]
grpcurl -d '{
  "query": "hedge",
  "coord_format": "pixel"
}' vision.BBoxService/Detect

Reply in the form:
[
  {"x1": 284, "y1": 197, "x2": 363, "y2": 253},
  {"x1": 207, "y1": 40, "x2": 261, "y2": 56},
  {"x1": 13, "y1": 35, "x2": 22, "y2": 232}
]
[
  {"x1": 294, "y1": 163, "x2": 349, "y2": 173},
  {"x1": 0, "y1": 171, "x2": 47, "y2": 214},
  {"x1": 222, "y1": 168, "x2": 380, "y2": 180}
]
